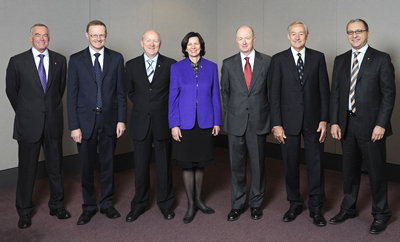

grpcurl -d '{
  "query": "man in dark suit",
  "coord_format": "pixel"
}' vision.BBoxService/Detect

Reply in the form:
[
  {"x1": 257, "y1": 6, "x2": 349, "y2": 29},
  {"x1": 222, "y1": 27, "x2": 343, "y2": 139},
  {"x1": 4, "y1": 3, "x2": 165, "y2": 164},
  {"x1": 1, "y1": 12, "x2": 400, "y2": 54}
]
[
  {"x1": 329, "y1": 18, "x2": 395, "y2": 234},
  {"x1": 6, "y1": 23, "x2": 71, "y2": 229},
  {"x1": 269, "y1": 21, "x2": 330, "y2": 227},
  {"x1": 67, "y1": 20, "x2": 127, "y2": 225},
  {"x1": 221, "y1": 26, "x2": 271, "y2": 221},
  {"x1": 125, "y1": 30, "x2": 176, "y2": 222}
]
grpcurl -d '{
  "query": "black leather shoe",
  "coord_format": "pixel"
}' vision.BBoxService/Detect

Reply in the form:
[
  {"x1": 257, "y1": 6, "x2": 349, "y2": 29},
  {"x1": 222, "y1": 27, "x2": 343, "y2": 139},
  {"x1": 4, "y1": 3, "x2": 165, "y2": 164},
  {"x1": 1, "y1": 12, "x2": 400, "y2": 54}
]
[
  {"x1": 283, "y1": 207, "x2": 302, "y2": 222},
  {"x1": 250, "y1": 207, "x2": 263, "y2": 220},
  {"x1": 197, "y1": 206, "x2": 215, "y2": 214},
  {"x1": 50, "y1": 207, "x2": 71, "y2": 219},
  {"x1": 227, "y1": 207, "x2": 245, "y2": 221},
  {"x1": 329, "y1": 211, "x2": 356, "y2": 225},
  {"x1": 310, "y1": 212, "x2": 326, "y2": 227},
  {"x1": 369, "y1": 219, "x2": 387, "y2": 234},
  {"x1": 161, "y1": 208, "x2": 175, "y2": 220},
  {"x1": 18, "y1": 215, "x2": 31, "y2": 229},
  {"x1": 77, "y1": 210, "x2": 96, "y2": 225},
  {"x1": 100, "y1": 206, "x2": 121, "y2": 219},
  {"x1": 126, "y1": 209, "x2": 145, "y2": 222},
  {"x1": 183, "y1": 210, "x2": 197, "y2": 224}
]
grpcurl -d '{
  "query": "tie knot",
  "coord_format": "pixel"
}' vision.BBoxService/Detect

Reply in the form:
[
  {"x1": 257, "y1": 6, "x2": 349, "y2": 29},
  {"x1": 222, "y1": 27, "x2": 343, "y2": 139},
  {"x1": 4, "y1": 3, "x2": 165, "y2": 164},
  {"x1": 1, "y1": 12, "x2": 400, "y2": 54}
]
[
  {"x1": 94, "y1": 53, "x2": 101, "y2": 58},
  {"x1": 245, "y1": 57, "x2": 250, "y2": 62},
  {"x1": 354, "y1": 51, "x2": 359, "y2": 57},
  {"x1": 297, "y1": 53, "x2": 301, "y2": 57},
  {"x1": 147, "y1": 59, "x2": 153, "y2": 65},
  {"x1": 38, "y1": 54, "x2": 45, "y2": 59}
]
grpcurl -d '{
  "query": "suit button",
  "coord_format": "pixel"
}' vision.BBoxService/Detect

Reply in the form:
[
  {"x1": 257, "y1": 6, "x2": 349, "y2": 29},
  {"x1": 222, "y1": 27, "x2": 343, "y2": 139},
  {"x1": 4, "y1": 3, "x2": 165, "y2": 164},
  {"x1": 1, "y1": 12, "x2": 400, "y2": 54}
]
[
  {"x1": 149, "y1": 88, "x2": 152, "y2": 91},
  {"x1": 246, "y1": 108, "x2": 249, "y2": 110}
]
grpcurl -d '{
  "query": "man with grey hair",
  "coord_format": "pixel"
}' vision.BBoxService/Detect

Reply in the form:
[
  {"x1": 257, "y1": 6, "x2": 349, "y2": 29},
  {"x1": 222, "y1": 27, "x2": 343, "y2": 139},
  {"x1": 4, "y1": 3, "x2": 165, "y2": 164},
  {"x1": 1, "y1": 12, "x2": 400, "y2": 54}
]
[
  {"x1": 269, "y1": 21, "x2": 330, "y2": 226},
  {"x1": 6, "y1": 23, "x2": 70, "y2": 229},
  {"x1": 330, "y1": 18, "x2": 395, "y2": 234},
  {"x1": 125, "y1": 30, "x2": 176, "y2": 222}
]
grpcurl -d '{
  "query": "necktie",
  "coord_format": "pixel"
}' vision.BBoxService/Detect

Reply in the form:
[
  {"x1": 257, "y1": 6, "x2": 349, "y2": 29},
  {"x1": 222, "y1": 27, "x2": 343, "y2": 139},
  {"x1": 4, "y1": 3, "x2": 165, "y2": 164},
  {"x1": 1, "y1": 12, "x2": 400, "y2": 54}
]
[
  {"x1": 350, "y1": 52, "x2": 359, "y2": 113},
  {"x1": 94, "y1": 53, "x2": 102, "y2": 108},
  {"x1": 147, "y1": 59, "x2": 154, "y2": 83},
  {"x1": 244, "y1": 57, "x2": 252, "y2": 90},
  {"x1": 38, "y1": 54, "x2": 46, "y2": 93},
  {"x1": 297, "y1": 53, "x2": 304, "y2": 85}
]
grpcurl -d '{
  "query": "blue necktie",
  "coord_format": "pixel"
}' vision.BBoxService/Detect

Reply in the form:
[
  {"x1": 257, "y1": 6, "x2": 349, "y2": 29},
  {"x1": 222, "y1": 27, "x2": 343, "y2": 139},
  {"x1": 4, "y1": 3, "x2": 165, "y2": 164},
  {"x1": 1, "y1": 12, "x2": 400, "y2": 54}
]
[
  {"x1": 38, "y1": 54, "x2": 46, "y2": 93},
  {"x1": 297, "y1": 53, "x2": 304, "y2": 85},
  {"x1": 94, "y1": 53, "x2": 102, "y2": 108},
  {"x1": 147, "y1": 59, "x2": 154, "y2": 83}
]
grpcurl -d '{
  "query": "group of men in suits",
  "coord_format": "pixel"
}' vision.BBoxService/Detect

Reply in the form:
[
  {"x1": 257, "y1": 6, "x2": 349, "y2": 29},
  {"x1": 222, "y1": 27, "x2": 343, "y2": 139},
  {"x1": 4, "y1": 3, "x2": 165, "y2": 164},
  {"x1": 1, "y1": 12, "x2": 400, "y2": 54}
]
[
  {"x1": 221, "y1": 20, "x2": 395, "y2": 235},
  {"x1": 6, "y1": 18, "x2": 395, "y2": 235}
]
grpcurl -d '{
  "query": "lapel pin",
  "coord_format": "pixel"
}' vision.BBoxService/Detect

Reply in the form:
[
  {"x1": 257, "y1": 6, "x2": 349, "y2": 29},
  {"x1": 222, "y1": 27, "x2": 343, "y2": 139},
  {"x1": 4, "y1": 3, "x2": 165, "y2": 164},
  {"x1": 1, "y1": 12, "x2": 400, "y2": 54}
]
[
  {"x1": 368, "y1": 58, "x2": 370, "y2": 60},
  {"x1": 158, "y1": 65, "x2": 160, "y2": 67},
  {"x1": 55, "y1": 62, "x2": 57, "y2": 64}
]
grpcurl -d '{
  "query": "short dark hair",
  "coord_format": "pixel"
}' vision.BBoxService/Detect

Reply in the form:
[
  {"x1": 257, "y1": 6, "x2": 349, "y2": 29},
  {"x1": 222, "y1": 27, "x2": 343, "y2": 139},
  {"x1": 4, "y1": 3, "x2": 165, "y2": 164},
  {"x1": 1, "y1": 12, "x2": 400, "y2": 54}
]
[
  {"x1": 347, "y1": 18, "x2": 369, "y2": 32},
  {"x1": 181, "y1": 32, "x2": 206, "y2": 58},
  {"x1": 86, "y1": 20, "x2": 107, "y2": 33}
]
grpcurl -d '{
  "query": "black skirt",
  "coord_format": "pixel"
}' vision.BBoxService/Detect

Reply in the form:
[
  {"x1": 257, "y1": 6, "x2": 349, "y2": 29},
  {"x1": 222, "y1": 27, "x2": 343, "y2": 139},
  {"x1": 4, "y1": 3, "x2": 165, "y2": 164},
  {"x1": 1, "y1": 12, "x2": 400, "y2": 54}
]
[{"x1": 172, "y1": 120, "x2": 215, "y2": 169}]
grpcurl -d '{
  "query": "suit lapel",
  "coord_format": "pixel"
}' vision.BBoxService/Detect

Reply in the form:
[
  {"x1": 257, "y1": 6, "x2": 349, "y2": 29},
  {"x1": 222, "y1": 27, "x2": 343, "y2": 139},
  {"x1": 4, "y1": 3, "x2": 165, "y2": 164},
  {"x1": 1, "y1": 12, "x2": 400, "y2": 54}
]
[
  {"x1": 282, "y1": 48, "x2": 301, "y2": 84},
  {"x1": 47, "y1": 50, "x2": 56, "y2": 92},
  {"x1": 357, "y1": 47, "x2": 373, "y2": 81},
  {"x1": 102, "y1": 47, "x2": 112, "y2": 81},
  {"x1": 24, "y1": 50, "x2": 44, "y2": 91},
  {"x1": 343, "y1": 50, "x2": 352, "y2": 92},
  {"x1": 233, "y1": 53, "x2": 249, "y2": 92},
  {"x1": 302, "y1": 48, "x2": 315, "y2": 86},
  {"x1": 248, "y1": 51, "x2": 263, "y2": 92},
  {"x1": 83, "y1": 48, "x2": 96, "y2": 81},
  {"x1": 152, "y1": 54, "x2": 165, "y2": 85}
]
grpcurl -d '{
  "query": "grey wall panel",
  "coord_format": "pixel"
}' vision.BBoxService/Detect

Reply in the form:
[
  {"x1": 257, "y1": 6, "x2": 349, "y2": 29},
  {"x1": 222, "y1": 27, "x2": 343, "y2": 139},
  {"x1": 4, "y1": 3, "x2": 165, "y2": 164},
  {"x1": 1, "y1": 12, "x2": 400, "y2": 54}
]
[{"x1": 153, "y1": 0, "x2": 218, "y2": 63}]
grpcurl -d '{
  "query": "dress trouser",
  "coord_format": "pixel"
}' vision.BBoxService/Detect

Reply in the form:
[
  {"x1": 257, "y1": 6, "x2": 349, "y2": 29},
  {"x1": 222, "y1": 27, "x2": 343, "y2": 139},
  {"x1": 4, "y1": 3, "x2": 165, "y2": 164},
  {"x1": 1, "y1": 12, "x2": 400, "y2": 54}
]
[
  {"x1": 78, "y1": 113, "x2": 116, "y2": 211},
  {"x1": 340, "y1": 113, "x2": 391, "y2": 222},
  {"x1": 281, "y1": 124, "x2": 326, "y2": 213},
  {"x1": 16, "y1": 123, "x2": 64, "y2": 216},
  {"x1": 131, "y1": 123, "x2": 175, "y2": 211},
  {"x1": 228, "y1": 120, "x2": 266, "y2": 209}
]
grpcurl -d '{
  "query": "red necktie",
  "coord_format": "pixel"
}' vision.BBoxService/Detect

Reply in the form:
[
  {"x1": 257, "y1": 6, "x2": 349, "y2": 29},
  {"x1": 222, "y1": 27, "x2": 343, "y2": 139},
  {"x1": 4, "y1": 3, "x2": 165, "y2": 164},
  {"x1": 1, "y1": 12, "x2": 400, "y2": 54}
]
[{"x1": 244, "y1": 57, "x2": 252, "y2": 90}]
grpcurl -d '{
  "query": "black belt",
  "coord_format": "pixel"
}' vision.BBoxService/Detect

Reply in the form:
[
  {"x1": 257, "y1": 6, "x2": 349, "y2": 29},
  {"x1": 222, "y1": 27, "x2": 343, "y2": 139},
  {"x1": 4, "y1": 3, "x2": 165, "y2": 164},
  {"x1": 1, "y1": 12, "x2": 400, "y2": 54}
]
[
  {"x1": 94, "y1": 107, "x2": 102, "y2": 114},
  {"x1": 348, "y1": 110, "x2": 356, "y2": 116}
]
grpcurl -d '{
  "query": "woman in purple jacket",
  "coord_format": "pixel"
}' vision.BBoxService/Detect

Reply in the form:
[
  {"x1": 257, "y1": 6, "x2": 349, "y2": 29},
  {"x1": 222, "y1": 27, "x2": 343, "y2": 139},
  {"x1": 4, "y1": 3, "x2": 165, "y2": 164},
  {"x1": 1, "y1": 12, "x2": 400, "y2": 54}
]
[{"x1": 169, "y1": 32, "x2": 222, "y2": 224}]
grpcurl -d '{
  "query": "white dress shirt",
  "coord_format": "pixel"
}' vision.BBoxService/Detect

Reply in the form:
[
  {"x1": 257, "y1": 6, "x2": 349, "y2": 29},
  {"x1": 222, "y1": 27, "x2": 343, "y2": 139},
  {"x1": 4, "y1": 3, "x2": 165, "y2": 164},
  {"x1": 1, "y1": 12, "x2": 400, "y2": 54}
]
[{"x1": 32, "y1": 47, "x2": 49, "y2": 81}]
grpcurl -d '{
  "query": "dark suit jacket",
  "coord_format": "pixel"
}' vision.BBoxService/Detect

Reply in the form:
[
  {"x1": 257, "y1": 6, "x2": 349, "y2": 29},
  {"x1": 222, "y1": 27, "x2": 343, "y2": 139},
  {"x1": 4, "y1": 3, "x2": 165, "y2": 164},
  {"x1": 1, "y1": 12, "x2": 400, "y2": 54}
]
[
  {"x1": 221, "y1": 50, "x2": 271, "y2": 136},
  {"x1": 269, "y1": 47, "x2": 330, "y2": 135},
  {"x1": 330, "y1": 46, "x2": 395, "y2": 140},
  {"x1": 67, "y1": 47, "x2": 127, "y2": 139},
  {"x1": 125, "y1": 54, "x2": 176, "y2": 141},
  {"x1": 6, "y1": 49, "x2": 66, "y2": 143},
  {"x1": 169, "y1": 57, "x2": 222, "y2": 130}
]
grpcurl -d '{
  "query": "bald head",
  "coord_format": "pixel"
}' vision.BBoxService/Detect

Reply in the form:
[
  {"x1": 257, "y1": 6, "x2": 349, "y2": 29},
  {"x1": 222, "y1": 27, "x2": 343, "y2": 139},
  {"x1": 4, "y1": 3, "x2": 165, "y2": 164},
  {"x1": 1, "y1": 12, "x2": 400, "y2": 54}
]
[
  {"x1": 236, "y1": 26, "x2": 255, "y2": 38},
  {"x1": 141, "y1": 29, "x2": 161, "y2": 59}
]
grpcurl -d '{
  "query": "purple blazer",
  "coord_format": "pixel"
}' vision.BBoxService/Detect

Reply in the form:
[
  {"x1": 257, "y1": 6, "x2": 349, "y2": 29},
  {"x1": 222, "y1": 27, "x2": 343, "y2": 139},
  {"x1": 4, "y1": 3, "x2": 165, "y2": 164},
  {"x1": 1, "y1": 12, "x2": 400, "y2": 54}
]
[{"x1": 169, "y1": 57, "x2": 222, "y2": 130}]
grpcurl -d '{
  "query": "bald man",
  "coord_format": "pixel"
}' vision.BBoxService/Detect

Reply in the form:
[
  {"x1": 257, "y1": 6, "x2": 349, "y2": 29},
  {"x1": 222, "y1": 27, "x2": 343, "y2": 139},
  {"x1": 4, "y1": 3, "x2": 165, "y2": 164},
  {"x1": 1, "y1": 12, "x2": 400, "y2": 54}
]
[
  {"x1": 221, "y1": 26, "x2": 271, "y2": 221},
  {"x1": 125, "y1": 30, "x2": 176, "y2": 222}
]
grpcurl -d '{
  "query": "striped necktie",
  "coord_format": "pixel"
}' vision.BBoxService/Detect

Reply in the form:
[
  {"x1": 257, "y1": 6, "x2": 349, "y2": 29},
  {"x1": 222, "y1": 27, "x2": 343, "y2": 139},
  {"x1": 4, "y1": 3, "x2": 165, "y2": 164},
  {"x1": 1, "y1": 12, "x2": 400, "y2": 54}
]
[
  {"x1": 147, "y1": 59, "x2": 154, "y2": 83},
  {"x1": 350, "y1": 52, "x2": 359, "y2": 113}
]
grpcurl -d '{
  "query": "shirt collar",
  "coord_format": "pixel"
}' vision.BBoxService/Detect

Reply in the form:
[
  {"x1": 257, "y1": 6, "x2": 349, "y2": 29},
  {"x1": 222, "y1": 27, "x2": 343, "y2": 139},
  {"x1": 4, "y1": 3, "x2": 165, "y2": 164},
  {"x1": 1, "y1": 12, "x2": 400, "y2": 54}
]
[
  {"x1": 240, "y1": 49, "x2": 255, "y2": 60},
  {"x1": 88, "y1": 46, "x2": 104, "y2": 57},
  {"x1": 290, "y1": 46, "x2": 306, "y2": 58},
  {"x1": 144, "y1": 53, "x2": 159, "y2": 64},
  {"x1": 31, "y1": 47, "x2": 49, "y2": 58},
  {"x1": 352, "y1": 44, "x2": 369, "y2": 55}
]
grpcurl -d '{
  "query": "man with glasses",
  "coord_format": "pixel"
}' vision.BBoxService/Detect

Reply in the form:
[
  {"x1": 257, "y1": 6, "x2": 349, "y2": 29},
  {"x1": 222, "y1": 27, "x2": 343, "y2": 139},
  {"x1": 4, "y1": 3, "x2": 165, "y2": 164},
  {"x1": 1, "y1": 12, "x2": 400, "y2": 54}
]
[
  {"x1": 67, "y1": 20, "x2": 127, "y2": 225},
  {"x1": 6, "y1": 23, "x2": 71, "y2": 229},
  {"x1": 330, "y1": 18, "x2": 395, "y2": 234}
]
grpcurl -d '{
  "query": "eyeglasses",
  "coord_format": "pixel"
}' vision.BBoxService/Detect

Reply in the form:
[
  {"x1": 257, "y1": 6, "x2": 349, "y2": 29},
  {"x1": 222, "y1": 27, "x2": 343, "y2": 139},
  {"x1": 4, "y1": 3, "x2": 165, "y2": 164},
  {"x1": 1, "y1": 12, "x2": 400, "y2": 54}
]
[
  {"x1": 89, "y1": 34, "x2": 106, "y2": 39},
  {"x1": 347, "y1": 30, "x2": 367, "y2": 35}
]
